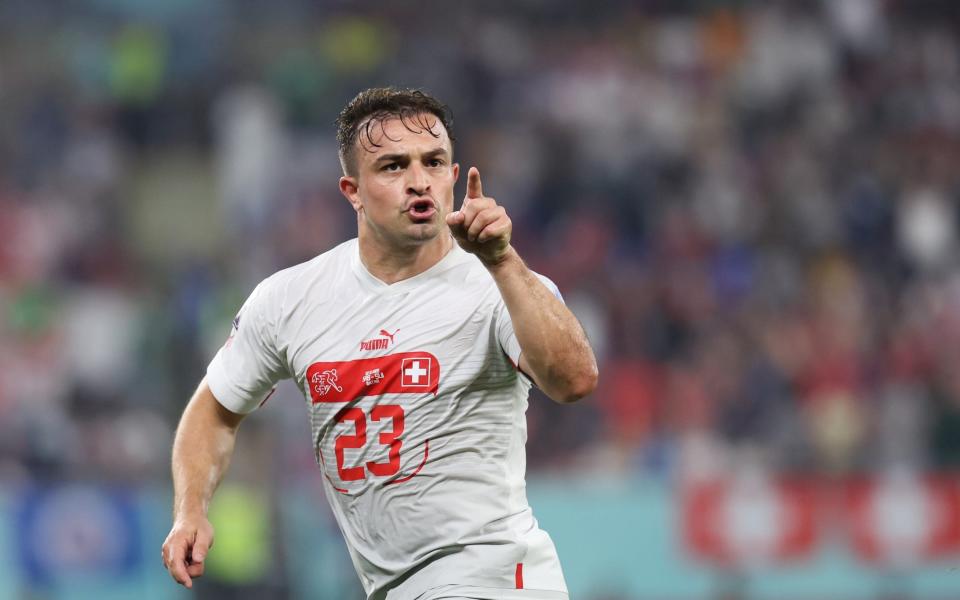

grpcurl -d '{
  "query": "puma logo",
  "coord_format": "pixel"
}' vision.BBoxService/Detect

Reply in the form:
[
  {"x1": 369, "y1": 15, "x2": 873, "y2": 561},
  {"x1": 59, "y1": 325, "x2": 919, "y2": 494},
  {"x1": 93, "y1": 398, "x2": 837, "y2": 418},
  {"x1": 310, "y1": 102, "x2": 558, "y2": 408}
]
[{"x1": 360, "y1": 328, "x2": 400, "y2": 351}]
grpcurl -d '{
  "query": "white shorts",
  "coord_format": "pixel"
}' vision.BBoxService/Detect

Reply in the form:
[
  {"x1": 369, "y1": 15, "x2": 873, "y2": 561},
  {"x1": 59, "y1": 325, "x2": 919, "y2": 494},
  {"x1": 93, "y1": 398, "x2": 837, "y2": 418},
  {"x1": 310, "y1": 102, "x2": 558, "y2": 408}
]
[{"x1": 417, "y1": 585, "x2": 569, "y2": 600}]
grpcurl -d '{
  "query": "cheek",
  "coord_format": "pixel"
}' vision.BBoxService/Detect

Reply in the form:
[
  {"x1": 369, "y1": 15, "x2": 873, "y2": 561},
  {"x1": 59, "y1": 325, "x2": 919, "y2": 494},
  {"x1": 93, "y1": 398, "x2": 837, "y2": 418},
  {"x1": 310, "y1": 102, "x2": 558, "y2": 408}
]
[
  {"x1": 434, "y1": 171, "x2": 455, "y2": 195},
  {"x1": 363, "y1": 181, "x2": 395, "y2": 211}
]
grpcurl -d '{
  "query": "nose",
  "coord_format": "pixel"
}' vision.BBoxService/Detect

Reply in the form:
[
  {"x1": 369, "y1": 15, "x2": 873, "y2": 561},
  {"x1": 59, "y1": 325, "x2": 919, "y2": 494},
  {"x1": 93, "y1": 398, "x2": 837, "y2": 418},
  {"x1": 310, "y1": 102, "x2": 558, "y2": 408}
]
[{"x1": 405, "y1": 163, "x2": 430, "y2": 196}]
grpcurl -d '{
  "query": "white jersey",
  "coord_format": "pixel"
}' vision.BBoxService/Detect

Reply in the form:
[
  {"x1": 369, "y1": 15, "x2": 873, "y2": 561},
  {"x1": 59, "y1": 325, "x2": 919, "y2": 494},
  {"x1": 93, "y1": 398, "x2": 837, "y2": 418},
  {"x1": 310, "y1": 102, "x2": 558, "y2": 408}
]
[{"x1": 205, "y1": 239, "x2": 568, "y2": 599}]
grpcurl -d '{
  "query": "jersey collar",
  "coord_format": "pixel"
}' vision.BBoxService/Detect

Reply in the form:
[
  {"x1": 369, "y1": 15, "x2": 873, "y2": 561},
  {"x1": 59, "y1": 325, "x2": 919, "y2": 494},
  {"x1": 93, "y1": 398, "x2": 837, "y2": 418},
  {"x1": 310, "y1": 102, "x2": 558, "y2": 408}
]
[{"x1": 350, "y1": 238, "x2": 468, "y2": 294}]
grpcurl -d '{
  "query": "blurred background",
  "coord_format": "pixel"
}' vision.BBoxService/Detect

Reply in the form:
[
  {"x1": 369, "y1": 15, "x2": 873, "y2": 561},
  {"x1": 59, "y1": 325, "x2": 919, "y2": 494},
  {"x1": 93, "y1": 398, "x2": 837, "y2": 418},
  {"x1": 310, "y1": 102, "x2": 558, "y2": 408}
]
[{"x1": 3, "y1": 0, "x2": 960, "y2": 598}]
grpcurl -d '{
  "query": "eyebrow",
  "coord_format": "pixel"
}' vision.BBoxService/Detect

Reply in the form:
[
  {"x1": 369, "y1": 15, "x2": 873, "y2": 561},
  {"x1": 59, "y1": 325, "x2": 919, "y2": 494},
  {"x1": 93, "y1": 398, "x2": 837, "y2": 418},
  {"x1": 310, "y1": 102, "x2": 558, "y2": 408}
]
[{"x1": 374, "y1": 148, "x2": 450, "y2": 163}]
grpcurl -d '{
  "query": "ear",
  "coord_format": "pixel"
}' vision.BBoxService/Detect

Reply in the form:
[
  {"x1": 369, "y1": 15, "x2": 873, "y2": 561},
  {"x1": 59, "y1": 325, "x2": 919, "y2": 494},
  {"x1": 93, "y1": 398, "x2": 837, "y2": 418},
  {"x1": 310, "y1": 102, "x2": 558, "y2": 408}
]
[
  {"x1": 339, "y1": 176, "x2": 362, "y2": 213},
  {"x1": 452, "y1": 162, "x2": 460, "y2": 183}
]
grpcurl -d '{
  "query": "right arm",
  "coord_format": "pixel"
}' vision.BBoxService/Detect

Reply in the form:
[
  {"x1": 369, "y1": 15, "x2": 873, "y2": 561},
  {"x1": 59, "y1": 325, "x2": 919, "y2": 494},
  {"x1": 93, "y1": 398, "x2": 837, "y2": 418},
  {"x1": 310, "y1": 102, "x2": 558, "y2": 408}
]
[{"x1": 162, "y1": 378, "x2": 246, "y2": 588}]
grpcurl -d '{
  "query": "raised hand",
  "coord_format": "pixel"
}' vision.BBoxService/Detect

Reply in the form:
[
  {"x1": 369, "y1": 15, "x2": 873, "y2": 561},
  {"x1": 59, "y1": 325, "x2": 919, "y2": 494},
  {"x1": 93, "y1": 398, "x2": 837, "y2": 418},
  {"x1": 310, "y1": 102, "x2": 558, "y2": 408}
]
[{"x1": 446, "y1": 167, "x2": 512, "y2": 266}]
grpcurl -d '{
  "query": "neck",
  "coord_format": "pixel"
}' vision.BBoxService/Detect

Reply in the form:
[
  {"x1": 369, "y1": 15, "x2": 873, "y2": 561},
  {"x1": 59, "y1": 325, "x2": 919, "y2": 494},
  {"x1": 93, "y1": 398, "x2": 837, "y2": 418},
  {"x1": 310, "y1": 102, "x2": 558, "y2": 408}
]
[{"x1": 357, "y1": 230, "x2": 454, "y2": 285}]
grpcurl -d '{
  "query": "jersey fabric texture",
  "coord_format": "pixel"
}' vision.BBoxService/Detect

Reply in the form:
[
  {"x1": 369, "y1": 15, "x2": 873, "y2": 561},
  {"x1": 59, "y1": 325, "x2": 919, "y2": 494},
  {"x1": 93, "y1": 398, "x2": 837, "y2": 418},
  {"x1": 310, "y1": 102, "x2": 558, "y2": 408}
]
[
  {"x1": 205, "y1": 239, "x2": 568, "y2": 600},
  {"x1": 417, "y1": 584, "x2": 570, "y2": 600}
]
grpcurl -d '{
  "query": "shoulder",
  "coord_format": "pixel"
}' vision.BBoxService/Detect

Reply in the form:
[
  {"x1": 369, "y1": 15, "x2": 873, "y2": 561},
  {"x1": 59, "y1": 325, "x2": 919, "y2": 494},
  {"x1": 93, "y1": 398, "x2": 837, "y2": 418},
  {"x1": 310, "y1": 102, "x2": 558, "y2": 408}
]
[
  {"x1": 453, "y1": 247, "x2": 563, "y2": 301},
  {"x1": 250, "y1": 238, "x2": 357, "y2": 311},
  {"x1": 448, "y1": 245, "x2": 497, "y2": 286},
  {"x1": 263, "y1": 238, "x2": 355, "y2": 289}
]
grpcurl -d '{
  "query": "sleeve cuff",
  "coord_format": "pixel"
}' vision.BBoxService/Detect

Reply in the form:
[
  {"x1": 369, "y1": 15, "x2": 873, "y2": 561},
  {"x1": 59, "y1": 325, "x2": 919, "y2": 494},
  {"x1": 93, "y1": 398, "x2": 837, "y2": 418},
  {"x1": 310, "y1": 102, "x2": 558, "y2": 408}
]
[{"x1": 206, "y1": 352, "x2": 265, "y2": 415}]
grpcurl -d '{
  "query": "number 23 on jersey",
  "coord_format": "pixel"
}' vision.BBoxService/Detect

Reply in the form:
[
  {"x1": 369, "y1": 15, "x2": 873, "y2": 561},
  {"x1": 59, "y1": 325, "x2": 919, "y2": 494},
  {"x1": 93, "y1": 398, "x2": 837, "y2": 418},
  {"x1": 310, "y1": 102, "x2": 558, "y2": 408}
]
[{"x1": 307, "y1": 352, "x2": 439, "y2": 488}]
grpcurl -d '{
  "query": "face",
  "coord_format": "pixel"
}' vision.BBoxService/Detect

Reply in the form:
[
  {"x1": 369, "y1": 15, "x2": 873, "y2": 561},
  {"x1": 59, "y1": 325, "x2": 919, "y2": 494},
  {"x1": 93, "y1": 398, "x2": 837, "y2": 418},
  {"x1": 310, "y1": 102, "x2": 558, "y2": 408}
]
[{"x1": 339, "y1": 113, "x2": 460, "y2": 249}]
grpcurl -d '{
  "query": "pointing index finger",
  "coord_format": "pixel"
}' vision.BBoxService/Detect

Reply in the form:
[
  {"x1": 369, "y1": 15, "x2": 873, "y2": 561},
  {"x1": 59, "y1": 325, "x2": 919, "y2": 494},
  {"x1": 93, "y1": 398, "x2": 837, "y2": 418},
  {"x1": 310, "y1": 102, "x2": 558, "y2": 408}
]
[{"x1": 466, "y1": 167, "x2": 483, "y2": 200}]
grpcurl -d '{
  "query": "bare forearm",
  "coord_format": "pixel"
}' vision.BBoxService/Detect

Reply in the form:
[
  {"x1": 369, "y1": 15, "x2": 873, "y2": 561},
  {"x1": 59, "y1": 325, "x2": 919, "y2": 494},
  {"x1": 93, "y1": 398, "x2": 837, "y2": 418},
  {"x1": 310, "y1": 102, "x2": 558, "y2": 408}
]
[
  {"x1": 171, "y1": 380, "x2": 243, "y2": 518},
  {"x1": 487, "y1": 247, "x2": 598, "y2": 403},
  {"x1": 163, "y1": 380, "x2": 243, "y2": 588}
]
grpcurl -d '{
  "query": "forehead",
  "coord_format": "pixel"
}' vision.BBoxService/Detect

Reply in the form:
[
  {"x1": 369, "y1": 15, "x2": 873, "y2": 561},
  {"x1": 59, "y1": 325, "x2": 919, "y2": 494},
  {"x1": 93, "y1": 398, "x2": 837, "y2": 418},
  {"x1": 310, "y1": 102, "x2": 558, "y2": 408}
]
[{"x1": 356, "y1": 113, "x2": 452, "y2": 161}]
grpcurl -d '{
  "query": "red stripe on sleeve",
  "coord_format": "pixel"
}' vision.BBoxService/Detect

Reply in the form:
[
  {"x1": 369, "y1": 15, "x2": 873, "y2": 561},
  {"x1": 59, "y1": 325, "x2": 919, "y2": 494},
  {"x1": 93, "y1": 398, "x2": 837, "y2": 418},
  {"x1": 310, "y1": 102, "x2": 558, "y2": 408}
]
[{"x1": 515, "y1": 562, "x2": 523, "y2": 589}]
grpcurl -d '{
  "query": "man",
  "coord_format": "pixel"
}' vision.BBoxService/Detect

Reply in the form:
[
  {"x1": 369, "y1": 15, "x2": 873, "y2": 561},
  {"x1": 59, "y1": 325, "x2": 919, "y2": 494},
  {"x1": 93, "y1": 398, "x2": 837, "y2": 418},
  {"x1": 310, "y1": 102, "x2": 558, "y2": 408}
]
[{"x1": 162, "y1": 87, "x2": 598, "y2": 600}]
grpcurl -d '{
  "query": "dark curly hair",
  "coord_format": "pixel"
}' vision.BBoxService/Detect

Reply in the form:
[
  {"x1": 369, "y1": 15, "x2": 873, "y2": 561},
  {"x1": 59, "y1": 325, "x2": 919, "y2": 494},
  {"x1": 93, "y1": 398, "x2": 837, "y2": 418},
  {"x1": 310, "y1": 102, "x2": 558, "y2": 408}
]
[{"x1": 336, "y1": 87, "x2": 455, "y2": 177}]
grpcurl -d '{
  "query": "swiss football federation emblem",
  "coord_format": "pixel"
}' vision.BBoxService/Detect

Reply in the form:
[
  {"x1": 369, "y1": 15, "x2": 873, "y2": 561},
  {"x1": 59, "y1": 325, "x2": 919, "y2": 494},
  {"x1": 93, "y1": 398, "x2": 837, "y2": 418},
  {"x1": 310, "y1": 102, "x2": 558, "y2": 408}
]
[
  {"x1": 312, "y1": 369, "x2": 343, "y2": 397},
  {"x1": 362, "y1": 368, "x2": 384, "y2": 386},
  {"x1": 401, "y1": 358, "x2": 431, "y2": 388}
]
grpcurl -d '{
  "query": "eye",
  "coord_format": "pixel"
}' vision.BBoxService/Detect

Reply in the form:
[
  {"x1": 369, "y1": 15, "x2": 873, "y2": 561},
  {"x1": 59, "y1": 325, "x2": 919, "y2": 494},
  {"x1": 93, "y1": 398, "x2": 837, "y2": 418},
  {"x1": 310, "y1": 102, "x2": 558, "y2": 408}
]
[
  {"x1": 382, "y1": 162, "x2": 401, "y2": 172},
  {"x1": 428, "y1": 158, "x2": 444, "y2": 167}
]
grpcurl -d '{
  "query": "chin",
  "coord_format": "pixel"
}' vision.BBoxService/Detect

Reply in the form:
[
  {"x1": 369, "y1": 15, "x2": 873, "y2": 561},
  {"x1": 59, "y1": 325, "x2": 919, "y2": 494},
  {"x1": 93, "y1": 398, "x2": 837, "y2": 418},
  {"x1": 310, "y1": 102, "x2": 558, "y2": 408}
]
[
  {"x1": 410, "y1": 225, "x2": 440, "y2": 242},
  {"x1": 393, "y1": 222, "x2": 436, "y2": 245}
]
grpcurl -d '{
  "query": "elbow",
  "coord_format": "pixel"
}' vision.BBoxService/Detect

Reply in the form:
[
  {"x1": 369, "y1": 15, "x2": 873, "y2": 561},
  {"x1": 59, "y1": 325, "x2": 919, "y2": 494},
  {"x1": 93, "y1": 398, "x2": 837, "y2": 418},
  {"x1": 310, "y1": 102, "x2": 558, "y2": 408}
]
[{"x1": 553, "y1": 362, "x2": 599, "y2": 404}]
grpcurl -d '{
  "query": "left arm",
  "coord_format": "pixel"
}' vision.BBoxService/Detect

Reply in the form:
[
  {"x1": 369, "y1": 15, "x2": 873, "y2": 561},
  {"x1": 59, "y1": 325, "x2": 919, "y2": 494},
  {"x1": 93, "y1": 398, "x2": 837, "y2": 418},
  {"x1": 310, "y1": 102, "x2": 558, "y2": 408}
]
[{"x1": 447, "y1": 167, "x2": 598, "y2": 403}]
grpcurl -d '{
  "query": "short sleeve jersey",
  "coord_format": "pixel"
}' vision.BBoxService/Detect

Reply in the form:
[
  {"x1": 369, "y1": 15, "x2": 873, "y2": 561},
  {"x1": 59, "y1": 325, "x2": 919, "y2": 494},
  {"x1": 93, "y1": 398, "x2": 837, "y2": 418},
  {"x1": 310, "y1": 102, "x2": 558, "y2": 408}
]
[{"x1": 206, "y1": 239, "x2": 568, "y2": 600}]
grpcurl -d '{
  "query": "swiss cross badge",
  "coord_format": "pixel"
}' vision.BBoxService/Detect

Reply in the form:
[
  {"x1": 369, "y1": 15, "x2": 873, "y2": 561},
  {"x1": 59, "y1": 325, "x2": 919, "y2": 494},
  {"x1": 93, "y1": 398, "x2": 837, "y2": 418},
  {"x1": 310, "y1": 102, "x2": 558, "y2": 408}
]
[{"x1": 401, "y1": 358, "x2": 431, "y2": 388}]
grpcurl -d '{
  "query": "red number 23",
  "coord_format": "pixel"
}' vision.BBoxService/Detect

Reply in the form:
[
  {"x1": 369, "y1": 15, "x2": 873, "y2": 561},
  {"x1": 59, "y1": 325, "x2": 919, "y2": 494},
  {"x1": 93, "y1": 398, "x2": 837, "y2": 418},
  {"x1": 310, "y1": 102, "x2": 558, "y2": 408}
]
[{"x1": 334, "y1": 405, "x2": 404, "y2": 481}]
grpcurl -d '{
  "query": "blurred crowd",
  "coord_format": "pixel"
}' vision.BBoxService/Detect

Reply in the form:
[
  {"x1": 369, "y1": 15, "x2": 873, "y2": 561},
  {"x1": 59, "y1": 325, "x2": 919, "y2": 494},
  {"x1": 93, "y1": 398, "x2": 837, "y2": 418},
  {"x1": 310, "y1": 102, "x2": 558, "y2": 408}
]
[{"x1": 3, "y1": 0, "x2": 960, "y2": 493}]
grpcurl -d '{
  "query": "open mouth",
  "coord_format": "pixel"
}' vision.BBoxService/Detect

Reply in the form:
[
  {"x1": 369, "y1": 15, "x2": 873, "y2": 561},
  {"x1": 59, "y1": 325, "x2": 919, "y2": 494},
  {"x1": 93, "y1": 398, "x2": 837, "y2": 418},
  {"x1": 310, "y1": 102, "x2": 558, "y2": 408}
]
[{"x1": 407, "y1": 199, "x2": 436, "y2": 221}]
